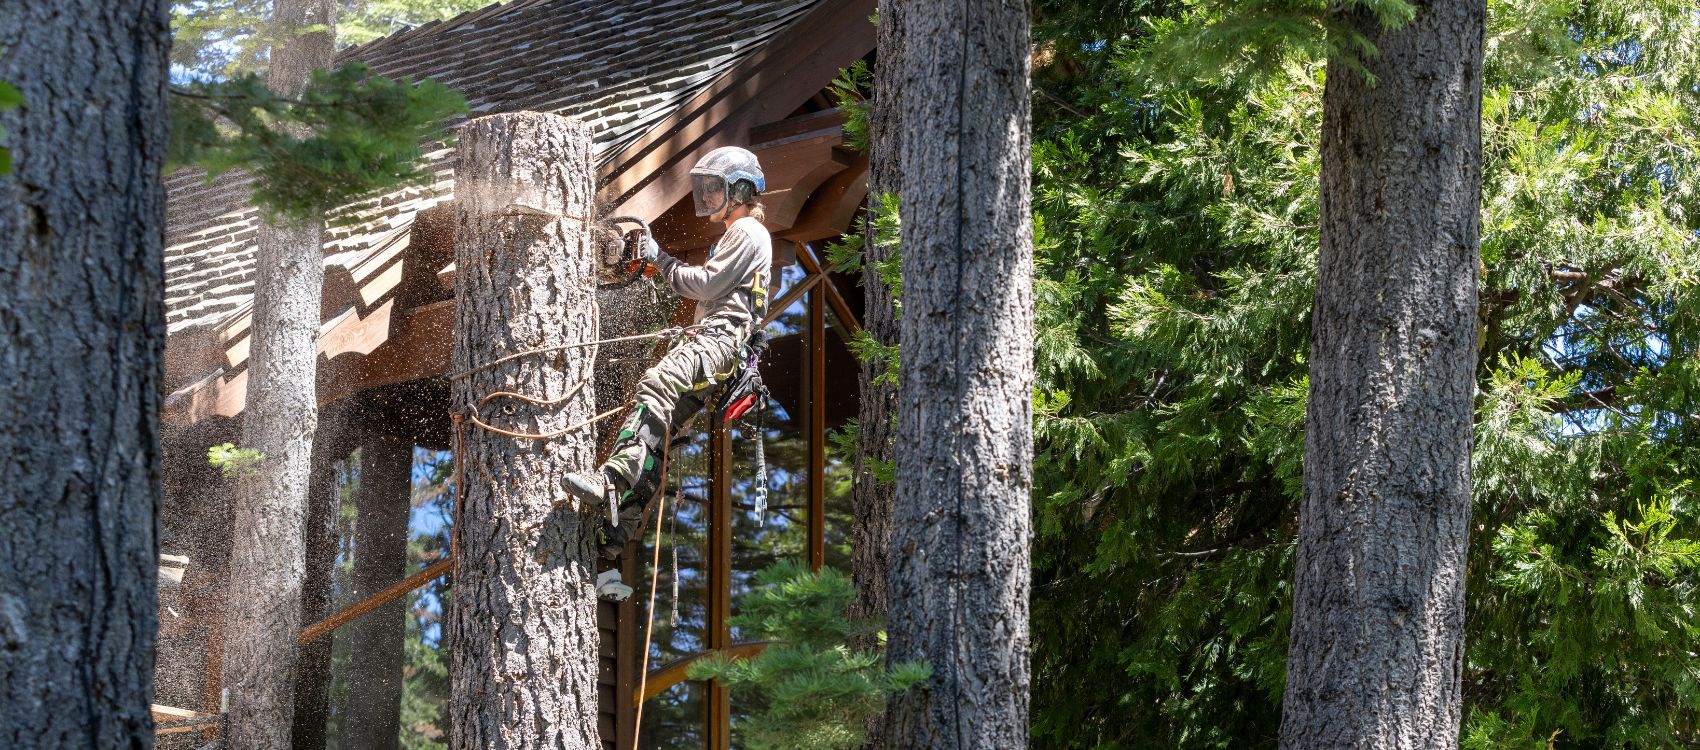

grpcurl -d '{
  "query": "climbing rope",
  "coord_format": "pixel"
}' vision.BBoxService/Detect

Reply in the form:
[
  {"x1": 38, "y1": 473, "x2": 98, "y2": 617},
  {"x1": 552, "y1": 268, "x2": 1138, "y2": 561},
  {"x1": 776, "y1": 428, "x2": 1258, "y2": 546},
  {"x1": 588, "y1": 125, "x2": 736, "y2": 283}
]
[
  {"x1": 670, "y1": 490, "x2": 680, "y2": 628},
  {"x1": 446, "y1": 324, "x2": 706, "y2": 383}
]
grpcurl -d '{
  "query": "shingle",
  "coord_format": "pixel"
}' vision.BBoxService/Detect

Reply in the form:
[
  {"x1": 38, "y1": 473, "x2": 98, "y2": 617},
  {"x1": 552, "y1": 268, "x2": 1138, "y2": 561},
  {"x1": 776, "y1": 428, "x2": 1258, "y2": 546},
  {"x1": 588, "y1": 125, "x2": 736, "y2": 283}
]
[{"x1": 164, "y1": 0, "x2": 823, "y2": 336}]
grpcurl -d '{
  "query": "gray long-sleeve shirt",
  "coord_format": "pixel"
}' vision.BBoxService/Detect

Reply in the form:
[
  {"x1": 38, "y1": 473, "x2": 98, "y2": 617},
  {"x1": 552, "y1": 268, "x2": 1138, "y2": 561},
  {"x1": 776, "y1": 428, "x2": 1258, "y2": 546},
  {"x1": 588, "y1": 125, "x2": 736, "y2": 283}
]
[{"x1": 651, "y1": 215, "x2": 772, "y2": 331}]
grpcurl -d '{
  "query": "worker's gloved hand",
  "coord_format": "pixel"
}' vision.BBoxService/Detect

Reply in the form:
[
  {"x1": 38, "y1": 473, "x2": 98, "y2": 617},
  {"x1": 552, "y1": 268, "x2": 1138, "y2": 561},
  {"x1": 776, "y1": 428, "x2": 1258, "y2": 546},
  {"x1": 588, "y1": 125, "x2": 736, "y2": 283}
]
[{"x1": 640, "y1": 234, "x2": 661, "y2": 262}]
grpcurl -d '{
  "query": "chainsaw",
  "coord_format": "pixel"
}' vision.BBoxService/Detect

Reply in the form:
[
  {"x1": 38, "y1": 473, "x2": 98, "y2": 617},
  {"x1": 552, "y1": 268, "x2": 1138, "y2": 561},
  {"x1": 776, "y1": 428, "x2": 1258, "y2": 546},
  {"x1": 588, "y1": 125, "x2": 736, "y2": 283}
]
[{"x1": 595, "y1": 215, "x2": 660, "y2": 289}]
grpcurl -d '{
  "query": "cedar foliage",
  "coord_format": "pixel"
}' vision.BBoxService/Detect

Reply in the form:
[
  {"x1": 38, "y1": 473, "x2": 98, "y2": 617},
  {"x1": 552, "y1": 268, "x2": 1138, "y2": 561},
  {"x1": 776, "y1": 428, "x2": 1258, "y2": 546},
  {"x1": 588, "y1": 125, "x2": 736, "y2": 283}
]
[{"x1": 1027, "y1": 0, "x2": 1700, "y2": 747}]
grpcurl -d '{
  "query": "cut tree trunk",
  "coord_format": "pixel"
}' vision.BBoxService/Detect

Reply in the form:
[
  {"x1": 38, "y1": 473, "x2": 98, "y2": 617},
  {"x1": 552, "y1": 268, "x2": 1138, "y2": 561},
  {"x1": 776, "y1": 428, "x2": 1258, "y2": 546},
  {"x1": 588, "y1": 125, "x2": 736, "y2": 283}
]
[
  {"x1": 222, "y1": 1, "x2": 336, "y2": 747},
  {"x1": 852, "y1": 4, "x2": 905, "y2": 747},
  {"x1": 1278, "y1": 2, "x2": 1484, "y2": 748},
  {"x1": 0, "y1": 1, "x2": 169, "y2": 745},
  {"x1": 884, "y1": 0, "x2": 1034, "y2": 746},
  {"x1": 448, "y1": 112, "x2": 602, "y2": 750},
  {"x1": 343, "y1": 431, "x2": 413, "y2": 750}
]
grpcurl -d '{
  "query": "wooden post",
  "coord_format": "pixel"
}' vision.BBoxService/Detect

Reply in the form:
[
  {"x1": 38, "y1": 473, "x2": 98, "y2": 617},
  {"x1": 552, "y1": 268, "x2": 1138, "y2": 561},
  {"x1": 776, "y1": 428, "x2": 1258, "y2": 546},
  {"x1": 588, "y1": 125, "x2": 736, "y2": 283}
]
[
  {"x1": 291, "y1": 440, "x2": 344, "y2": 749},
  {"x1": 447, "y1": 111, "x2": 603, "y2": 750},
  {"x1": 707, "y1": 417, "x2": 734, "y2": 749},
  {"x1": 807, "y1": 285, "x2": 826, "y2": 572},
  {"x1": 343, "y1": 432, "x2": 413, "y2": 750}
]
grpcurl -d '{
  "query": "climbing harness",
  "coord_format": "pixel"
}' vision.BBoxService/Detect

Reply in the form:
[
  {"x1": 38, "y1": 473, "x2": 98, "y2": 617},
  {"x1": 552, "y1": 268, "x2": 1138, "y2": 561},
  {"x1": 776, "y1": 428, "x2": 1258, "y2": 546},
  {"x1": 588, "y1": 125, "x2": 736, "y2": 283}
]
[{"x1": 713, "y1": 327, "x2": 771, "y2": 521}]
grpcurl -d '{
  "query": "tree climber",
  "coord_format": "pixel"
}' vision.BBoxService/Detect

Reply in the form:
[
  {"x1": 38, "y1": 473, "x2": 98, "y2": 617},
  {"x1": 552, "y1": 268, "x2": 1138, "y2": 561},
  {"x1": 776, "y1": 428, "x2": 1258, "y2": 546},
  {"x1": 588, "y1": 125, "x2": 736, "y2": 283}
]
[{"x1": 566, "y1": 146, "x2": 771, "y2": 600}]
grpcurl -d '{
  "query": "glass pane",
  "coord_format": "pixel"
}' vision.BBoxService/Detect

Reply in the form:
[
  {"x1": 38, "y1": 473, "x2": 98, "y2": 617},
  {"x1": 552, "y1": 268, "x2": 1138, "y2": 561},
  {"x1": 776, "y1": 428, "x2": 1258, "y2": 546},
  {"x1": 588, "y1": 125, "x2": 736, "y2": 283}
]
[
  {"x1": 729, "y1": 292, "x2": 811, "y2": 640},
  {"x1": 400, "y1": 448, "x2": 453, "y2": 748},
  {"x1": 640, "y1": 680, "x2": 706, "y2": 750},
  {"x1": 642, "y1": 430, "x2": 712, "y2": 664},
  {"x1": 766, "y1": 259, "x2": 810, "y2": 321},
  {"x1": 822, "y1": 306, "x2": 859, "y2": 572}
]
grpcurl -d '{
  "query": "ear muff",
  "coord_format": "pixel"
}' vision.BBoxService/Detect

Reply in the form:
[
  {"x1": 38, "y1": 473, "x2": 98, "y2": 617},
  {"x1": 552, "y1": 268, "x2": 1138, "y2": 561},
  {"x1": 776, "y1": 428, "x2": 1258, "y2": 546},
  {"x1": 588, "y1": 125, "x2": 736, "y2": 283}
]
[{"x1": 729, "y1": 179, "x2": 758, "y2": 205}]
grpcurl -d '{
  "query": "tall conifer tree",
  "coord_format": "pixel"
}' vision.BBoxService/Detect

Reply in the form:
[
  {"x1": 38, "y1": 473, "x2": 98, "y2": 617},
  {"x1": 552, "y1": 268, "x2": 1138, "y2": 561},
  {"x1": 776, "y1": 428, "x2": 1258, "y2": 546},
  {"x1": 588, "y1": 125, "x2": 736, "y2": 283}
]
[
  {"x1": 885, "y1": 0, "x2": 1035, "y2": 745},
  {"x1": 220, "y1": 1, "x2": 337, "y2": 746},
  {"x1": 0, "y1": 2, "x2": 169, "y2": 745},
  {"x1": 1278, "y1": 0, "x2": 1485, "y2": 745}
]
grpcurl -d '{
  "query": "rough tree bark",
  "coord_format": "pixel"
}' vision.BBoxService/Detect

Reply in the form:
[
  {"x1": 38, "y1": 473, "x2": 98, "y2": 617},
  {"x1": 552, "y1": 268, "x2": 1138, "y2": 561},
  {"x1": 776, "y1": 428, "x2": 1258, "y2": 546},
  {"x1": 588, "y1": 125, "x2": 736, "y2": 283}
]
[
  {"x1": 1278, "y1": 2, "x2": 1484, "y2": 748},
  {"x1": 852, "y1": 4, "x2": 905, "y2": 748},
  {"x1": 343, "y1": 432, "x2": 413, "y2": 750},
  {"x1": 448, "y1": 112, "x2": 603, "y2": 750},
  {"x1": 222, "y1": 1, "x2": 336, "y2": 746},
  {"x1": 884, "y1": 0, "x2": 1034, "y2": 746},
  {"x1": 0, "y1": 2, "x2": 169, "y2": 746}
]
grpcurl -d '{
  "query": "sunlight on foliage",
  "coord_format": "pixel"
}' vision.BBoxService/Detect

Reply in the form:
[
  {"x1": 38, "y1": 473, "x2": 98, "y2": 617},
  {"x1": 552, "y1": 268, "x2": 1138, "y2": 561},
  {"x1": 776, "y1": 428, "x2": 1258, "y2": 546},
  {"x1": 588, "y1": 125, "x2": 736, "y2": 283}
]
[
  {"x1": 686, "y1": 561, "x2": 927, "y2": 750},
  {"x1": 207, "y1": 442, "x2": 265, "y2": 479},
  {"x1": 169, "y1": 62, "x2": 467, "y2": 223}
]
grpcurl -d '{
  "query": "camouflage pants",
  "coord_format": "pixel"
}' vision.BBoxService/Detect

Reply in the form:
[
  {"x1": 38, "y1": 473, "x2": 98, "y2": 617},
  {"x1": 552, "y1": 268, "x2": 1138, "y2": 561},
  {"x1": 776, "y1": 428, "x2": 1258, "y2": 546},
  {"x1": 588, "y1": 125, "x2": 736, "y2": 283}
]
[{"x1": 598, "y1": 326, "x2": 741, "y2": 557}]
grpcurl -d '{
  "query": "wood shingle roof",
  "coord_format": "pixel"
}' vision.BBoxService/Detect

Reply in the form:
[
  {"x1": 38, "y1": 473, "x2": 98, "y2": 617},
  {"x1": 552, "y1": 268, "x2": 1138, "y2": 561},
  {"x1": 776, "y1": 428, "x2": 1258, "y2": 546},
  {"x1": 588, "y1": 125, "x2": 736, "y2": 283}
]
[{"x1": 163, "y1": 0, "x2": 825, "y2": 336}]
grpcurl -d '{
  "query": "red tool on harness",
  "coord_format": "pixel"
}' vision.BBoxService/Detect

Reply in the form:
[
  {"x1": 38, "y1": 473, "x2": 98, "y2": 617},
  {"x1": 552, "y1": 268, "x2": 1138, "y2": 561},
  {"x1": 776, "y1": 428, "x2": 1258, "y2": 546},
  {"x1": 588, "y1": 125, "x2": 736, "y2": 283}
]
[{"x1": 714, "y1": 329, "x2": 769, "y2": 422}]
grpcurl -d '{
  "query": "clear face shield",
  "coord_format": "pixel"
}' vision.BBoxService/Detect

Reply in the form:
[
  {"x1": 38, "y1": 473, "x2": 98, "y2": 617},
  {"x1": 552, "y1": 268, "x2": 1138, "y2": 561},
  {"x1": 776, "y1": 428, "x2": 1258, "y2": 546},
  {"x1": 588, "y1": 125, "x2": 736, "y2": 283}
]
[{"x1": 691, "y1": 173, "x2": 728, "y2": 218}]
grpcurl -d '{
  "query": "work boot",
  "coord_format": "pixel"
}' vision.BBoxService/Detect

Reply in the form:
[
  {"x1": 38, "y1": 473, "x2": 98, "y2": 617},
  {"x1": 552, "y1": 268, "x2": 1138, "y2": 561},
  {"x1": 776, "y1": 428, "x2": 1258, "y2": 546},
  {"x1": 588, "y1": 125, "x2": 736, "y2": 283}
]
[
  {"x1": 561, "y1": 472, "x2": 609, "y2": 508},
  {"x1": 597, "y1": 569, "x2": 633, "y2": 602}
]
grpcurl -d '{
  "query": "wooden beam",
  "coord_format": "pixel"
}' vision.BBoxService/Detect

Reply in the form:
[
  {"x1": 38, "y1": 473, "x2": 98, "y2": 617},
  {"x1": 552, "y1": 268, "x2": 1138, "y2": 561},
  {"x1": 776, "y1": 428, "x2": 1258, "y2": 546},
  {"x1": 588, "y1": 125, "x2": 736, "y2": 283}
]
[
  {"x1": 795, "y1": 244, "x2": 863, "y2": 336},
  {"x1": 759, "y1": 272, "x2": 824, "y2": 329},
  {"x1": 808, "y1": 288, "x2": 826, "y2": 571},
  {"x1": 749, "y1": 109, "x2": 849, "y2": 145},
  {"x1": 778, "y1": 148, "x2": 869, "y2": 245},
  {"x1": 298, "y1": 558, "x2": 451, "y2": 645},
  {"x1": 647, "y1": 130, "x2": 853, "y2": 254},
  {"x1": 634, "y1": 642, "x2": 772, "y2": 704},
  {"x1": 753, "y1": 130, "x2": 856, "y2": 229},
  {"x1": 597, "y1": 0, "x2": 876, "y2": 221},
  {"x1": 707, "y1": 418, "x2": 733, "y2": 750}
]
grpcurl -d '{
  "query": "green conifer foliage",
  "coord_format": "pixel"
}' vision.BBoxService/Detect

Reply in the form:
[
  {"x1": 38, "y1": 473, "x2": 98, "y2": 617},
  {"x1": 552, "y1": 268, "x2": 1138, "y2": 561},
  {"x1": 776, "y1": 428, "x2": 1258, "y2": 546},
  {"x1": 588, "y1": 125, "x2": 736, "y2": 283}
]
[
  {"x1": 169, "y1": 62, "x2": 466, "y2": 223},
  {"x1": 1028, "y1": 0, "x2": 1700, "y2": 746},
  {"x1": 0, "y1": 79, "x2": 20, "y2": 174},
  {"x1": 168, "y1": 2, "x2": 471, "y2": 223},
  {"x1": 172, "y1": 1, "x2": 490, "y2": 77},
  {"x1": 686, "y1": 561, "x2": 928, "y2": 750}
]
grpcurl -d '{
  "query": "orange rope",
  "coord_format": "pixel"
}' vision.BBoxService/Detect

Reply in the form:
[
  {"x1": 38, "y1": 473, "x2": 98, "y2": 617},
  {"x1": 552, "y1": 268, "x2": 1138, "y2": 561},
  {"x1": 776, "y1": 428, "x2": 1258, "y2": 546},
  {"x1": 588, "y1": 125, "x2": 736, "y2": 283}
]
[
  {"x1": 463, "y1": 401, "x2": 631, "y2": 442},
  {"x1": 455, "y1": 335, "x2": 686, "y2": 745}
]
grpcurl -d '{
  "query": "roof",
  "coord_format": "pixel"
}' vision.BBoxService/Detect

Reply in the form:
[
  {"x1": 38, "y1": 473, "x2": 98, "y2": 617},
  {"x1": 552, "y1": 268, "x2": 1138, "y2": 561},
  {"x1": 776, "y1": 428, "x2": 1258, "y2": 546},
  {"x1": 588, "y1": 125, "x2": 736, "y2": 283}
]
[{"x1": 163, "y1": 0, "x2": 826, "y2": 337}]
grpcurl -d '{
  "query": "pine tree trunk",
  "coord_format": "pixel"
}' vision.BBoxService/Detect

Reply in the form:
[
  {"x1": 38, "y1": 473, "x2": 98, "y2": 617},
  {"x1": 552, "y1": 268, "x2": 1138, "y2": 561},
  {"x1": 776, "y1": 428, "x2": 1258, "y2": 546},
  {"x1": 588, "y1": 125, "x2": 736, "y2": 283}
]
[
  {"x1": 447, "y1": 112, "x2": 602, "y2": 750},
  {"x1": 222, "y1": 1, "x2": 336, "y2": 746},
  {"x1": 343, "y1": 432, "x2": 413, "y2": 750},
  {"x1": 0, "y1": 2, "x2": 169, "y2": 745},
  {"x1": 852, "y1": 4, "x2": 905, "y2": 748},
  {"x1": 1278, "y1": 2, "x2": 1484, "y2": 747},
  {"x1": 884, "y1": 0, "x2": 1034, "y2": 746}
]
